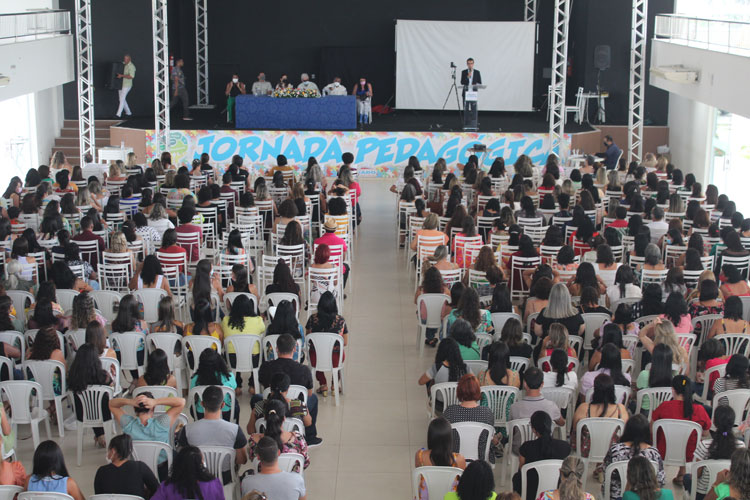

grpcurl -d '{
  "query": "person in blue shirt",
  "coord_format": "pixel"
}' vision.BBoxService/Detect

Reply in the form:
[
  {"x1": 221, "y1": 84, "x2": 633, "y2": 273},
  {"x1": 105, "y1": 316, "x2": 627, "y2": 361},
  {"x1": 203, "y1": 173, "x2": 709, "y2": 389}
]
[{"x1": 600, "y1": 135, "x2": 623, "y2": 170}]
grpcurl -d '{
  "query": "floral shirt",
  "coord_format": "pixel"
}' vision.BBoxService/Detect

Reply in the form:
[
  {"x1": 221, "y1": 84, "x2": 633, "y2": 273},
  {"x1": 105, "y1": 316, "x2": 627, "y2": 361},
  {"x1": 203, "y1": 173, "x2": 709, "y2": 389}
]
[
  {"x1": 688, "y1": 302, "x2": 724, "y2": 338},
  {"x1": 248, "y1": 430, "x2": 309, "y2": 471},
  {"x1": 445, "y1": 308, "x2": 493, "y2": 335}
]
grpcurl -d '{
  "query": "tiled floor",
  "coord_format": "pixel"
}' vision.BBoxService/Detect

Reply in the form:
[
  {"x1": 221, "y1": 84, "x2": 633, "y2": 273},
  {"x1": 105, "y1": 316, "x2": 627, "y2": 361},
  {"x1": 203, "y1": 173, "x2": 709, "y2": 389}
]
[{"x1": 11, "y1": 179, "x2": 685, "y2": 499}]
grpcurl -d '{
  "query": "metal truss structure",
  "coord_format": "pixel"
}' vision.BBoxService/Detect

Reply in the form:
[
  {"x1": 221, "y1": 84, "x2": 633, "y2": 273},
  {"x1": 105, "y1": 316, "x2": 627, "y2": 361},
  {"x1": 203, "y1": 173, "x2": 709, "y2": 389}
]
[
  {"x1": 152, "y1": 0, "x2": 170, "y2": 158},
  {"x1": 548, "y1": 0, "x2": 570, "y2": 157},
  {"x1": 74, "y1": 0, "x2": 95, "y2": 161},
  {"x1": 628, "y1": 0, "x2": 648, "y2": 164}
]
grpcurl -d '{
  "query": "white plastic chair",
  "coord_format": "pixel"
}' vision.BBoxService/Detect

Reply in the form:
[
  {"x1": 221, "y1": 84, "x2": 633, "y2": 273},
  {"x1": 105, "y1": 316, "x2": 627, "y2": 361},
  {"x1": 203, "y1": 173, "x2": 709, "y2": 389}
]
[
  {"x1": 23, "y1": 360, "x2": 68, "y2": 437},
  {"x1": 585, "y1": 385, "x2": 631, "y2": 405},
  {"x1": 714, "y1": 333, "x2": 750, "y2": 357},
  {"x1": 6, "y1": 290, "x2": 34, "y2": 327},
  {"x1": 182, "y1": 336, "x2": 222, "y2": 377},
  {"x1": 411, "y1": 466, "x2": 462, "y2": 500},
  {"x1": 696, "y1": 364, "x2": 727, "y2": 404},
  {"x1": 56, "y1": 289, "x2": 79, "y2": 314},
  {"x1": 652, "y1": 418, "x2": 703, "y2": 467},
  {"x1": 430, "y1": 382, "x2": 459, "y2": 418},
  {"x1": 223, "y1": 292, "x2": 258, "y2": 316},
  {"x1": 575, "y1": 417, "x2": 625, "y2": 480},
  {"x1": 504, "y1": 418, "x2": 535, "y2": 484},
  {"x1": 509, "y1": 356, "x2": 530, "y2": 373},
  {"x1": 0, "y1": 486, "x2": 23, "y2": 500},
  {"x1": 263, "y1": 292, "x2": 300, "y2": 318},
  {"x1": 603, "y1": 459, "x2": 660, "y2": 500},
  {"x1": 255, "y1": 417, "x2": 305, "y2": 434},
  {"x1": 73, "y1": 385, "x2": 115, "y2": 466},
  {"x1": 146, "y1": 333, "x2": 184, "y2": 392},
  {"x1": 0, "y1": 380, "x2": 51, "y2": 451},
  {"x1": 224, "y1": 335, "x2": 262, "y2": 395},
  {"x1": 465, "y1": 360, "x2": 488, "y2": 376},
  {"x1": 89, "y1": 495, "x2": 145, "y2": 500},
  {"x1": 133, "y1": 385, "x2": 178, "y2": 413},
  {"x1": 90, "y1": 290, "x2": 123, "y2": 323},
  {"x1": 636, "y1": 387, "x2": 673, "y2": 420},
  {"x1": 188, "y1": 385, "x2": 236, "y2": 422},
  {"x1": 132, "y1": 440, "x2": 173, "y2": 480},
  {"x1": 133, "y1": 289, "x2": 168, "y2": 323},
  {"x1": 416, "y1": 293, "x2": 449, "y2": 356},
  {"x1": 109, "y1": 332, "x2": 147, "y2": 379},
  {"x1": 17, "y1": 494, "x2": 74, "y2": 500},
  {"x1": 100, "y1": 358, "x2": 123, "y2": 396},
  {"x1": 451, "y1": 421, "x2": 495, "y2": 463},
  {"x1": 197, "y1": 445, "x2": 236, "y2": 500},
  {"x1": 712, "y1": 389, "x2": 750, "y2": 426},
  {"x1": 686, "y1": 459, "x2": 731, "y2": 500},
  {"x1": 0, "y1": 356, "x2": 12, "y2": 381},
  {"x1": 521, "y1": 459, "x2": 563, "y2": 500},
  {"x1": 278, "y1": 452, "x2": 305, "y2": 475},
  {"x1": 541, "y1": 386, "x2": 576, "y2": 437},
  {"x1": 691, "y1": 314, "x2": 722, "y2": 344},
  {"x1": 305, "y1": 332, "x2": 345, "y2": 406},
  {"x1": 490, "y1": 312, "x2": 522, "y2": 338},
  {"x1": 581, "y1": 313, "x2": 610, "y2": 353},
  {"x1": 0, "y1": 331, "x2": 24, "y2": 363}
]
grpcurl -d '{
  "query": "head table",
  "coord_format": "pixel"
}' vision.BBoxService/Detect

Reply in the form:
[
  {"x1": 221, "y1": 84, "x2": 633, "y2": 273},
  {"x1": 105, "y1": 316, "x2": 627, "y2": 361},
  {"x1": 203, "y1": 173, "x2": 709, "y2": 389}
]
[{"x1": 235, "y1": 95, "x2": 357, "y2": 130}]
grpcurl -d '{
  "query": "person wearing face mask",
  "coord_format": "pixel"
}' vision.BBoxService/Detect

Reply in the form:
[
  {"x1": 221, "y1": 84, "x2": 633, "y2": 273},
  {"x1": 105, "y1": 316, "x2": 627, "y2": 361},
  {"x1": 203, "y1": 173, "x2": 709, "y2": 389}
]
[
  {"x1": 224, "y1": 73, "x2": 246, "y2": 123},
  {"x1": 297, "y1": 73, "x2": 319, "y2": 95},
  {"x1": 322, "y1": 76, "x2": 347, "y2": 96},
  {"x1": 170, "y1": 58, "x2": 192, "y2": 120},
  {"x1": 252, "y1": 72, "x2": 273, "y2": 96},
  {"x1": 353, "y1": 77, "x2": 373, "y2": 125},
  {"x1": 94, "y1": 434, "x2": 159, "y2": 498},
  {"x1": 276, "y1": 74, "x2": 292, "y2": 91},
  {"x1": 597, "y1": 135, "x2": 622, "y2": 170}
]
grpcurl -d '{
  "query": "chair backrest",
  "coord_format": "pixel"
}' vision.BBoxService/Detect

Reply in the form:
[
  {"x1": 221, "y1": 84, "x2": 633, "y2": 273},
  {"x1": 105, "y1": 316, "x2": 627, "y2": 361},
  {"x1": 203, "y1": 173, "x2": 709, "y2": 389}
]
[
  {"x1": 576, "y1": 417, "x2": 625, "y2": 462},
  {"x1": 490, "y1": 312, "x2": 522, "y2": 336},
  {"x1": 0, "y1": 486, "x2": 23, "y2": 500},
  {"x1": 686, "y1": 460, "x2": 732, "y2": 500},
  {"x1": 255, "y1": 417, "x2": 305, "y2": 434},
  {"x1": 109, "y1": 332, "x2": 146, "y2": 372},
  {"x1": 264, "y1": 292, "x2": 300, "y2": 318},
  {"x1": 521, "y1": 459, "x2": 563, "y2": 500},
  {"x1": 636, "y1": 387, "x2": 673, "y2": 420},
  {"x1": 277, "y1": 452, "x2": 306, "y2": 474},
  {"x1": 22, "y1": 360, "x2": 66, "y2": 401},
  {"x1": 581, "y1": 313, "x2": 611, "y2": 350},
  {"x1": 73, "y1": 385, "x2": 115, "y2": 424},
  {"x1": 0, "y1": 380, "x2": 44, "y2": 423},
  {"x1": 712, "y1": 389, "x2": 750, "y2": 426},
  {"x1": 412, "y1": 466, "x2": 463, "y2": 500},
  {"x1": 715, "y1": 333, "x2": 750, "y2": 357},
  {"x1": 224, "y1": 335, "x2": 262, "y2": 373},
  {"x1": 652, "y1": 418, "x2": 703, "y2": 466},
  {"x1": 305, "y1": 332, "x2": 345, "y2": 371},
  {"x1": 145, "y1": 333, "x2": 182, "y2": 371},
  {"x1": 509, "y1": 356, "x2": 530, "y2": 373},
  {"x1": 451, "y1": 421, "x2": 495, "y2": 462},
  {"x1": 0, "y1": 331, "x2": 24, "y2": 361},
  {"x1": 541, "y1": 386, "x2": 575, "y2": 411},
  {"x1": 480, "y1": 385, "x2": 519, "y2": 428},
  {"x1": 188, "y1": 385, "x2": 235, "y2": 422},
  {"x1": 691, "y1": 314, "x2": 722, "y2": 343},
  {"x1": 131, "y1": 440, "x2": 172, "y2": 480},
  {"x1": 89, "y1": 290, "x2": 123, "y2": 323},
  {"x1": 430, "y1": 382, "x2": 459, "y2": 418},
  {"x1": 17, "y1": 493, "x2": 74, "y2": 500},
  {"x1": 196, "y1": 445, "x2": 235, "y2": 483},
  {"x1": 465, "y1": 360, "x2": 488, "y2": 376},
  {"x1": 417, "y1": 294, "x2": 449, "y2": 329},
  {"x1": 98, "y1": 263, "x2": 131, "y2": 292},
  {"x1": 132, "y1": 289, "x2": 168, "y2": 323},
  {"x1": 56, "y1": 289, "x2": 80, "y2": 314},
  {"x1": 182, "y1": 336, "x2": 222, "y2": 374}
]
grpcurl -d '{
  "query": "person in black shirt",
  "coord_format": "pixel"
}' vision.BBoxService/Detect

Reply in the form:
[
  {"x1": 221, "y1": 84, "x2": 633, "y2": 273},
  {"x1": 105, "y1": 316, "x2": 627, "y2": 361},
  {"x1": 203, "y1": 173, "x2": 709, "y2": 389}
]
[
  {"x1": 255, "y1": 333, "x2": 321, "y2": 446},
  {"x1": 512, "y1": 411, "x2": 572, "y2": 500},
  {"x1": 94, "y1": 434, "x2": 159, "y2": 499}
]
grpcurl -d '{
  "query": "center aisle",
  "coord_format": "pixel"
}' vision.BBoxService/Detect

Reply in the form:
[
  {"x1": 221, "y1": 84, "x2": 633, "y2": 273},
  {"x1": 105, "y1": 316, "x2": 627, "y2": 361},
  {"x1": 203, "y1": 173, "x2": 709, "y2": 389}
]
[{"x1": 305, "y1": 179, "x2": 434, "y2": 499}]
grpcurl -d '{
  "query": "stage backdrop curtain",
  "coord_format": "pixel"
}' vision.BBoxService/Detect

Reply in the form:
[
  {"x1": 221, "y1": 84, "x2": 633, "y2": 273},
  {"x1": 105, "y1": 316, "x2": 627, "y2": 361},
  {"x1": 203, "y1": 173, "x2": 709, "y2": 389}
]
[{"x1": 395, "y1": 20, "x2": 535, "y2": 112}]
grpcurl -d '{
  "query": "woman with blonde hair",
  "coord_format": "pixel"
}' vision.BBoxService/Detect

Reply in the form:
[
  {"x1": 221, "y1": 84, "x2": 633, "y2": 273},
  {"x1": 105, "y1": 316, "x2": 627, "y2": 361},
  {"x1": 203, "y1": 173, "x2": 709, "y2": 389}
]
[
  {"x1": 76, "y1": 186, "x2": 100, "y2": 211},
  {"x1": 87, "y1": 179, "x2": 108, "y2": 208},
  {"x1": 147, "y1": 203, "x2": 174, "y2": 234},
  {"x1": 162, "y1": 169, "x2": 177, "y2": 189},
  {"x1": 151, "y1": 158, "x2": 165, "y2": 176},
  {"x1": 108, "y1": 161, "x2": 126, "y2": 181},
  {"x1": 540, "y1": 322, "x2": 577, "y2": 366},
  {"x1": 410, "y1": 213, "x2": 448, "y2": 251},
  {"x1": 638, "y1": 318, "x2": 689, "y2": 369},
  {"x1": 422, "y1": 245, "x2": 458, "y2": 275},
  {"x1": 537, "y1": 456, "x2": 595, "y2": 500},
  {"x1": 533, "y1": 283, "x2": 585, "y2": 340}
]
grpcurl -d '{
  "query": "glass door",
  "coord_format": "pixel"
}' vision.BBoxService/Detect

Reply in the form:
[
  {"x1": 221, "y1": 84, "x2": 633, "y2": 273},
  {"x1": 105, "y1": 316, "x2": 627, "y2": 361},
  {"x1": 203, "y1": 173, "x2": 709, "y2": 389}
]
[{"x1": 710, "y1": 110, "x2": 750, "y2": 215}]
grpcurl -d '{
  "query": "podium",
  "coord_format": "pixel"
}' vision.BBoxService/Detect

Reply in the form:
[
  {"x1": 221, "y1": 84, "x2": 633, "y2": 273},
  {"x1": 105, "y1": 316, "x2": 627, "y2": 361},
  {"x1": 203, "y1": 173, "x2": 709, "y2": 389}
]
[{"x1": 462, "y1": 84, "x2": 486, "y2": 131}]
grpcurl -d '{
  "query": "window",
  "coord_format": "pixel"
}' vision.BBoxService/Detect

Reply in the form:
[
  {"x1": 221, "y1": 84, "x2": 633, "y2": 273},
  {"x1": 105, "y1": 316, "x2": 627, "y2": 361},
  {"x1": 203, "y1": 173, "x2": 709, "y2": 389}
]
[
  {"x1": 675, "y1": 0, "x2": 750, "y2": 22},
  {"x1": 0, "y1": 92, "x2": 37, "y2": 193},
  {"x1": 710, "y1": 110, "x2": 750, "y2": 215}
]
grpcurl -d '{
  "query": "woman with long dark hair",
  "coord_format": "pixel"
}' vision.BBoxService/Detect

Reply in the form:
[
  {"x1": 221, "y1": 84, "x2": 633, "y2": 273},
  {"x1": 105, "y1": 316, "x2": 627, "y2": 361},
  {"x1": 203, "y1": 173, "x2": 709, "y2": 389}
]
[
  {"x1": 512, "y1": 411, "x2": 572, "y2": 500},
  {"x1": 265, "y1": 299, "x2": 304, "y2": 350},
  {"x1": 68, "y1": 343, "x2": 112, "y2": 447},
  {"x1": 221, "y1": 294, "x2": 264, "y2": 394},
  {"x1": 189, "y1": 349, "x2": 237, "y2": 421},
  {"x1": 580, "y1": 343, "x2": 631, "y2": 395},
  {"x1": 305, "y1": 291, "x2": 348, "y2": 396},
  {"x1": 478, "y1": 341, "x2": 520, "y2": 388},
  {"x1": 415, "y1": 416, "x2": 466, "y2": 499},
  {"x1": 635, "y1": 343, "x2": 674, "y2": 413},
  {"x1": 572, "y1": 374, "x2": 629, "y2": 451},
  {"x1": 135, "y1": 348, "x2": 176, "y2": 389},
  {"x1": 568, "y1": 262, "x2": 606, "y2": 297},
  {"x1": 713, "y1": 353, "x2": 750, "y2": 399},
  {"x1": 265, "y1": 258, "x2": 301, "y2": 299},
  {"x1": 623, "y1": 455, "x2": 670, "y2": 500},
  {"x1": 247, "y1": 398, "x2": 309, "y2": 471},
  {"x1": 184, "y1": 297, "x2": 224, "y2": 343},
  {"x1": 543, "y1": 348, "x2": 578, "y2": 391},
  {"x1": 418, "y1": 337, "x2": 467, "y2": 387},
  {"x1": 25, "y1": 440, "x2": 85, "y2": 499},
  {"x1": 446, "y1": 287, "x2": 494, "y2": 335},
  {"x1": 151, "y1": 445, "x2": 222, "y2": 500},
  {"x1": 652, "y1": 375, "x2": 712, "y2": 483},
  {"x1": 602, "y1": 414, "x2": 665, "y2": 500}
]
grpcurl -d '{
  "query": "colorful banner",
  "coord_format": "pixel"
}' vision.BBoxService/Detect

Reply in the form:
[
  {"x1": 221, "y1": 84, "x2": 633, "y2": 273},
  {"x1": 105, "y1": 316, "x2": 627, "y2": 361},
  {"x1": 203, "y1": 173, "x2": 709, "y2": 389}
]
[{"x1": 145, "y1": 129, "x2": 570, "y2": 177}]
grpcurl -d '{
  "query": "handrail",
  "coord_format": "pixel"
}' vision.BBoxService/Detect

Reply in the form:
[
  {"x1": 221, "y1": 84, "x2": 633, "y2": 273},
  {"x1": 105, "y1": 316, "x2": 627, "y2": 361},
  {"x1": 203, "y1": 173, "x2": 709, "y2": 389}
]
[
  {"x1": 0, "y1": 10, "x2": 71, "y2": 43},
  {"x1": 654, "y1": 14, "x2": 750, "y2": 57}
]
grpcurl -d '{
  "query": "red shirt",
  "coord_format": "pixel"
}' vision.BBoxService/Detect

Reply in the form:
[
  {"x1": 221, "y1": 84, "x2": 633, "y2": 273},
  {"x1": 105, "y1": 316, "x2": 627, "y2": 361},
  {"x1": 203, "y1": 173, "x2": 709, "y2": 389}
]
[
  {"x1": 606, "y1": 220, "x2": 629, "y2": 229},
  {"x1": 175, "y1": 224, "x2": 203, "y2": 262},
  {"x1": 652, "y1": 400, "x2": 711, "y2": 461},
  {"x1": 159, "y1": 245, "x2": 188, "y2": 274}
]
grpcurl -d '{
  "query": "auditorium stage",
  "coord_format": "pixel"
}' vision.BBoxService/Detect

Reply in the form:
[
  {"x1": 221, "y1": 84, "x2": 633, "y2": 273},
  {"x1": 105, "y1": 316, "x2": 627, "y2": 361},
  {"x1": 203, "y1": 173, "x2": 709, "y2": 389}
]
[{"x1": 110, "y1": 110, "x2": 668, "y2": 178}]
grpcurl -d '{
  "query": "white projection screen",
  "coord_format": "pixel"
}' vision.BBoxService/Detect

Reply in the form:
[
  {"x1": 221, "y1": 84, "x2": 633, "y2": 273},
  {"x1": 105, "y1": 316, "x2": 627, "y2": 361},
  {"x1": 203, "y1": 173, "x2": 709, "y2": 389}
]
[{"x1": 395, "y1": 20, "x2": 535, "y2": 111}]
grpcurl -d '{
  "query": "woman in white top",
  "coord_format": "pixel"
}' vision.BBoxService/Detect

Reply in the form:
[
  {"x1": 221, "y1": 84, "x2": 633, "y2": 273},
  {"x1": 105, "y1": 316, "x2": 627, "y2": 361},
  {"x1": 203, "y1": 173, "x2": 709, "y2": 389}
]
[
  {"x1": 128, "y1": 255, "x2": 172, "y2": 296},
  {"x1": 543, "y1": 348, "x2": 579, "y2": 392},
  {"x1": 606, "y1": 265, "x2": 642, "y2": 307},
  {"x1": 147, "y1": 202, "x2": 175, "y2": 233},
  {"x1": 10, "y1": 236, "x2": 36, "y2": 282},
  {"x1": 595, "y1": 244, "x2": 621, "y2": 288}
]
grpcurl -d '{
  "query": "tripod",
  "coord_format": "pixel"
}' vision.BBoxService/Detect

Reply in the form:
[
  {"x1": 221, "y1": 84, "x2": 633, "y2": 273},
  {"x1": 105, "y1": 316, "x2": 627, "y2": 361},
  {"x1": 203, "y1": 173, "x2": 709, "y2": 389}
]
[{"x1": 432, "y1": 65, "x2": 462, "y2": 130}]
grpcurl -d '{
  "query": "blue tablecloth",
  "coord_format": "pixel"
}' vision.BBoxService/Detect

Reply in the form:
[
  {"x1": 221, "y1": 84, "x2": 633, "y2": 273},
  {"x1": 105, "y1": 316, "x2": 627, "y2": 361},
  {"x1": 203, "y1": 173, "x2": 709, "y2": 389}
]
[{"x1": 235, "y1": 95, "x2": 357, "y2": 130}]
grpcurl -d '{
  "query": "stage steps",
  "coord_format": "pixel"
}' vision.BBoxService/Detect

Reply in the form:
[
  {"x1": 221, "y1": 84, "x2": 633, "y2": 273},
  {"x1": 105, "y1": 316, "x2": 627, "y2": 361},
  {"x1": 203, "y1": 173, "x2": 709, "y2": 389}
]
[{"x1": 49, "y1": 119, "x2": 121, "y2": 166}]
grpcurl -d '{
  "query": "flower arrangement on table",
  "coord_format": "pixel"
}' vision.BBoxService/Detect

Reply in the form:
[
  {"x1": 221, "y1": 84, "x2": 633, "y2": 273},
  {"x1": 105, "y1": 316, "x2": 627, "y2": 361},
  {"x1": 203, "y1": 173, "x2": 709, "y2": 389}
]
[{"x1": 272, "y1": 88, "x2": 319, "y2": 98}]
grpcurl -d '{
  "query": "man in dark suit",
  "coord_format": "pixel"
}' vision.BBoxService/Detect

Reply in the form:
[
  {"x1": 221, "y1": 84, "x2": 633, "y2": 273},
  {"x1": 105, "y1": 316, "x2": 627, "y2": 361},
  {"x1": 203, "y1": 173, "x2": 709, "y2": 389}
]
[{"x1": 460, "y1": 58, "x2": 481, "y2": 127}]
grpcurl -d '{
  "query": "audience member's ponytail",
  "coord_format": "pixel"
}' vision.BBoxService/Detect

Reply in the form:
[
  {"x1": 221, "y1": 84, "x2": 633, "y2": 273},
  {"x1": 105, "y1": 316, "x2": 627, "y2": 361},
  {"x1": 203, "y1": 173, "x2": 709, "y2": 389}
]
[
  {"x1": 263, "y1": 399, "x2": 288, "y2": 452},
  {"x1": 672, "y1": 375, "x2": 694, "y2": 419},
  {"x1": 530, "y1": 411, "x2": 553, "y2": 458},
  {"x1": 558, "y1": 456, "x2": 585, "y2": 500},
  {"x1": 550, "y1": 349, "x2": 568, "y2": 388},
  {"x1": 708, "y1": 405, "x2": 738, "y2": 459}
]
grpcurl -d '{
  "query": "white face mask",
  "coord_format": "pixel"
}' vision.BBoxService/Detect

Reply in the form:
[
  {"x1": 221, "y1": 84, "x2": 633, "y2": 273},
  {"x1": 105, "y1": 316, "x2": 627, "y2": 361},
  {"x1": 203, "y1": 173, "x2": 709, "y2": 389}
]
[
  {"x1": 232, "y1": 78, "x2": 238, "y2": 83},
  {"x1": 360, "y1": 80, "x2": 366, "y2": 85}
]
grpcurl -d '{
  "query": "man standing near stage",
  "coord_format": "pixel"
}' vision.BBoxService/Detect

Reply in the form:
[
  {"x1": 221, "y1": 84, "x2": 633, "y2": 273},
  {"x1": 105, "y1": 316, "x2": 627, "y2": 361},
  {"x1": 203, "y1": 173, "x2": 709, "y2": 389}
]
[
  {"x1": 598, "y1": 135, "x2": 622, "y2": 170},
  {"x1": 252, "y1": 72, "x2": 273, "y2": 96},
  {"x1": 115, "y1": 54, "x2": 135, "y2": 118},
  {"x1": 297, "y1": 73, "x2": 319, "y2": 96},
  {"x1": 170, "y1": 58, "x2": 192, "y2": 120},
  {"x1": 460, "y1": 57, "x2": 482, "y2": 108}
]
